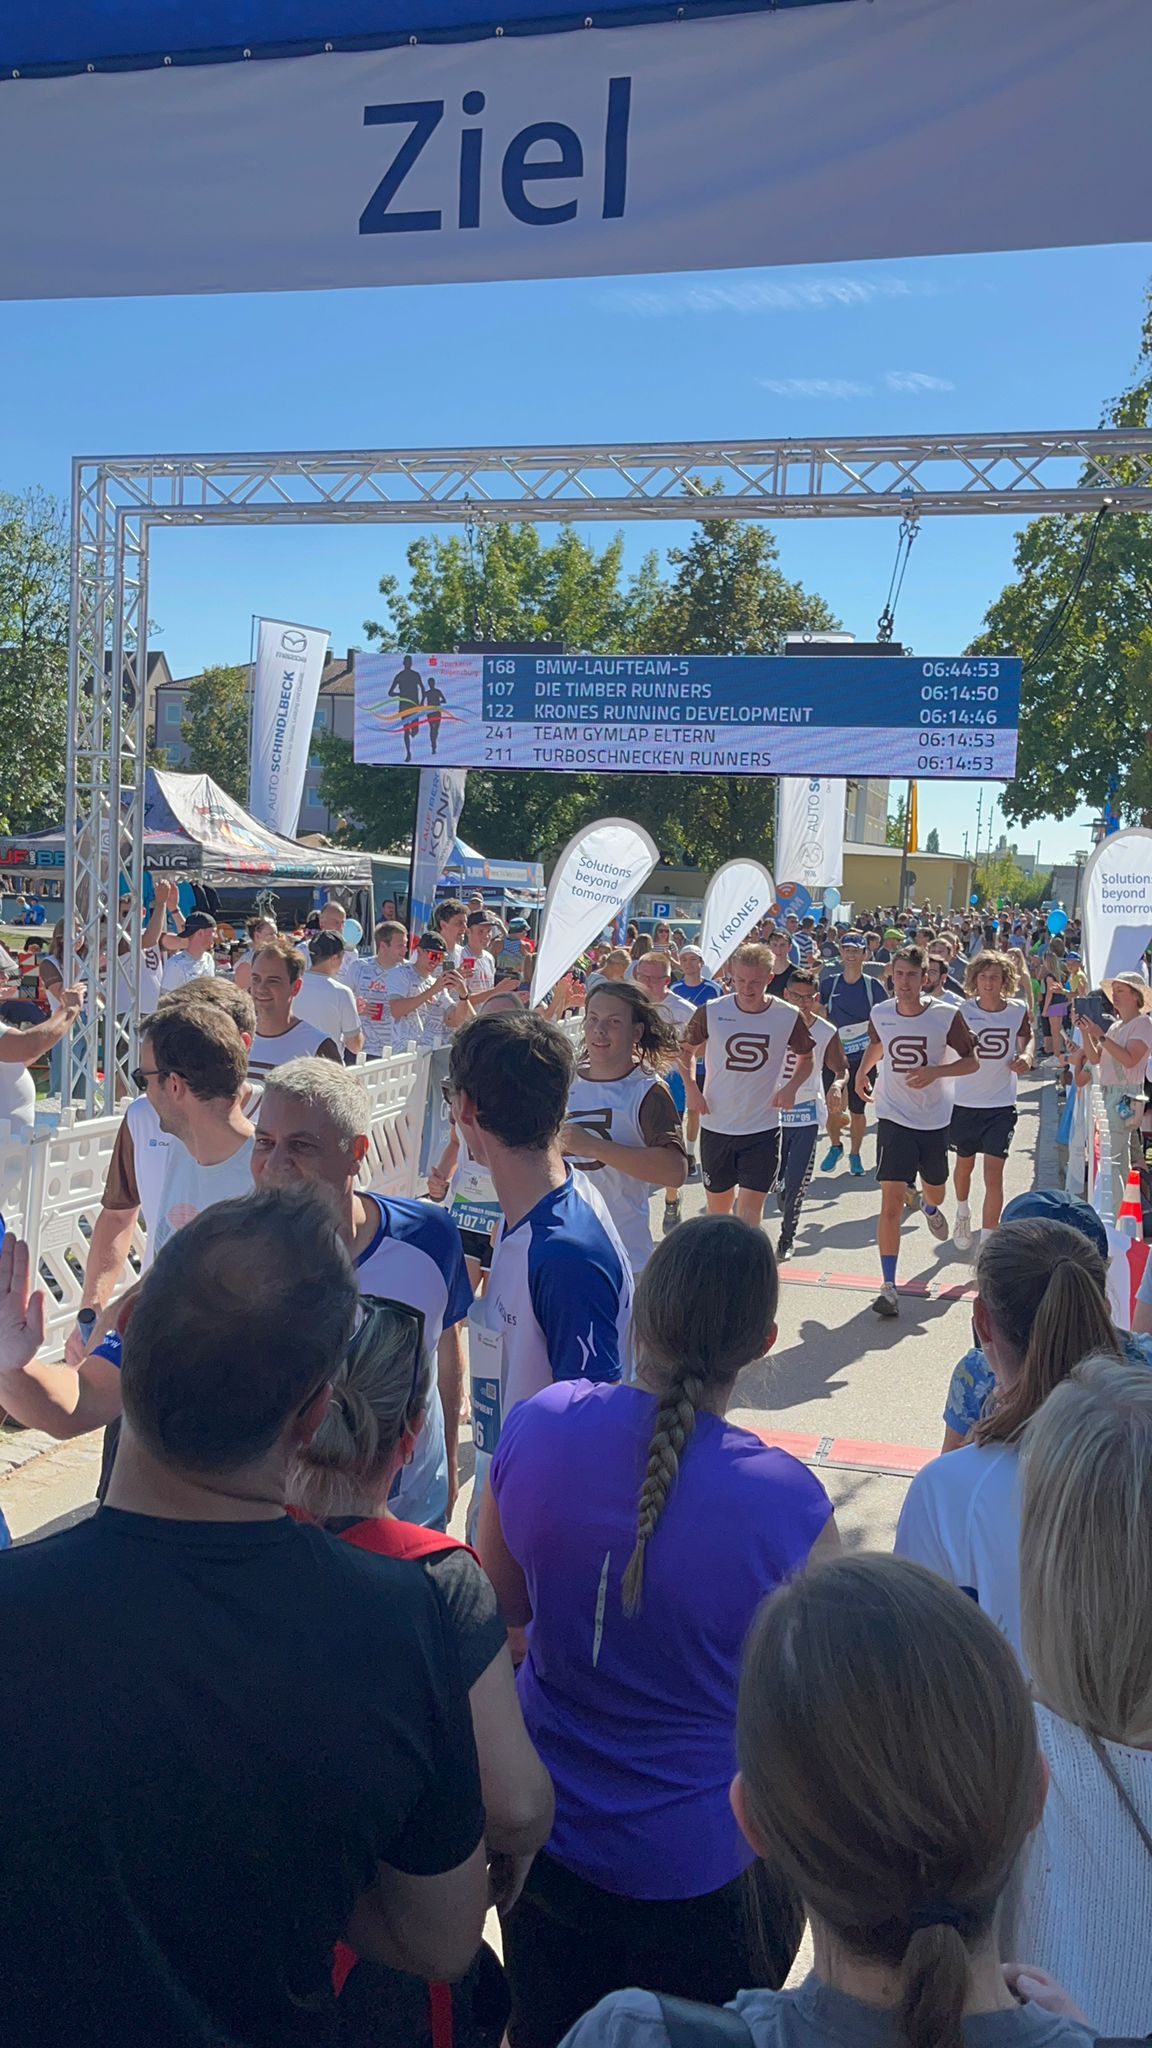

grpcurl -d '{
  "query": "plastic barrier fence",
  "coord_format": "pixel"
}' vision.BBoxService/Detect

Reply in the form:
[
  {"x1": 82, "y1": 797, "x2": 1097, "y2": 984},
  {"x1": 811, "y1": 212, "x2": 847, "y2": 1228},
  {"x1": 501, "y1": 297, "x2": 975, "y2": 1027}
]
[{"x1": 0, "y1": 1052, "x2": 431, "y2": 1360}]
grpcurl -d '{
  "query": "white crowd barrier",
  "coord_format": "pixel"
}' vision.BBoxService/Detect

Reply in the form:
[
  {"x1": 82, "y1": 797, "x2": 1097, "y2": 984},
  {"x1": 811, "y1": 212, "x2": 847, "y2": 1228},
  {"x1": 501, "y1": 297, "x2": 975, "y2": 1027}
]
[{"x1": 0, "y1": 1052, "x2": 432, "y2": 1361}]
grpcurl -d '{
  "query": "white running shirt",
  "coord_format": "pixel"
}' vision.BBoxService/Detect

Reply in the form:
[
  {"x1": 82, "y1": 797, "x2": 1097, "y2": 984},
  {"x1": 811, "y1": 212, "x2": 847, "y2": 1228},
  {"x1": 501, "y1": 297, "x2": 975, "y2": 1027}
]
[
  {"x1": 685, "y1": 994, "x2": 813, "y2": 1137},
  {"x1": 566, "y1": 1065, "x2": 687, "y2": 1272},
  {"x1": 953, "y1": 999, "x2": 1030, "y2": 1109},
  {"x1": 779, "y1": 1013, "x2": 836, "y2": 1130},
  {"x1": 151, "y1": 1135, "x2": 257, "y2": 1256},
  {"x1": 247, "y1": 1016, "x2": 334, "y2": 1077},
  {"x1": 161, "y1": 950, "x2": 215, "y2": 993},
  {"x1": 290, "y1": 972, "x2": 361, "y2": 1055},
  {"x1": 868, "y1": 998, "x2": 974, "y2": 1130}
]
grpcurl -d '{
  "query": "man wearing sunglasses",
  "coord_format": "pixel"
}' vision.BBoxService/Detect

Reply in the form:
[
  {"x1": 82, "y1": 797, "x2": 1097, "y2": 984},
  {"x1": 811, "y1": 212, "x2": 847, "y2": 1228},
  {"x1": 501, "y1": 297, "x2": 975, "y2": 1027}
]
[{"x1": 252, "y1": 1058, "x2": 473, "y2": 1528}]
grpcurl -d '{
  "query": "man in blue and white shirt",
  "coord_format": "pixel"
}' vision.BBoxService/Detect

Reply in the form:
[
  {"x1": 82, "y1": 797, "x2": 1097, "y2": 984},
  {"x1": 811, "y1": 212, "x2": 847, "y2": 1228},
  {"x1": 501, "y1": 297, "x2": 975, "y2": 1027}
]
[
  {"x1": 448, "y1": 1009, "x2": 632, "y2": 1532},
  {"x1": 251, "y1": 1058, "x2": 473, "y2": 1527}
]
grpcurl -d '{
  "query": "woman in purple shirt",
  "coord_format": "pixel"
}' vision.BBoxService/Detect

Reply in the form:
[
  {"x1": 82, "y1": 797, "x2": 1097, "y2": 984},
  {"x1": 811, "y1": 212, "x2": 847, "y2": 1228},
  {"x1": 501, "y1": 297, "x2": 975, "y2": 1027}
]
[{"x1": 478, "y1": 1215, "x2": 838, "y2": 2048}]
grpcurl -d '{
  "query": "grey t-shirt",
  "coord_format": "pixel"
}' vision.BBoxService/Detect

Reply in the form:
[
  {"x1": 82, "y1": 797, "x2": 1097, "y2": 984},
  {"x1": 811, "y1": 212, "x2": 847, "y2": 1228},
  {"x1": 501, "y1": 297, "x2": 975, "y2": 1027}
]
[{"x1": 558, "y1": 1976, "x2": 1095, "y2": 2048}]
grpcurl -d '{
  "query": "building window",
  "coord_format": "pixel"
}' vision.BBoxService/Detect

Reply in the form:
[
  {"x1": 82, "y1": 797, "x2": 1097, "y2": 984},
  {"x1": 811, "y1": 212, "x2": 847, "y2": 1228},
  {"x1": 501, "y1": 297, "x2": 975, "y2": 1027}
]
[
  {"x1": 305, "y1": 785, "x2": 324, "y2": 812},
  {"x1": 165, "y1": 700, "x2": 183, "y2": 726}
]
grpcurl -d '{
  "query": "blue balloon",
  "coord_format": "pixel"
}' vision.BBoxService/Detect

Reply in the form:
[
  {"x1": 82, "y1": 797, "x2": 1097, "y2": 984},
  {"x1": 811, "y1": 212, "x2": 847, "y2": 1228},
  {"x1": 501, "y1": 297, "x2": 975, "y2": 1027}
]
[
  {"x1": 1047, "y1": 908, "x2": 1069, "y2": 934},
  {"x1": 343, "y1": 916, "x2": 364, "y2": 948},
  {"x1": 823, "y1": 886, "x2": 841, "y2": 910}
]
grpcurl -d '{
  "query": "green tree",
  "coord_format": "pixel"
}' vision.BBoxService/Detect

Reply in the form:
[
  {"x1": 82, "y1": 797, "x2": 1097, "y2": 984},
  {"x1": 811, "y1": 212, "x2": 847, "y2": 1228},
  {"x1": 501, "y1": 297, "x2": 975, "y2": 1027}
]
[
  {"x1": 0, "y1": 486, "x2": 70, "y2": 835},
  {"x1": 975, "y1": 846, "x2": 1034, "y2": 906},
  {"x1": 925, "y1": 826, "x2": 940, "y2": 853},
  {"x1": 180, "y1": 664, "x2": 250, "y2": 801},
  {"x1": 972, "y1": 286, "x2": 1152, "y2": 827},
  {"x1": 886, "y1": 796, "x2": 908, "y2": 847}
]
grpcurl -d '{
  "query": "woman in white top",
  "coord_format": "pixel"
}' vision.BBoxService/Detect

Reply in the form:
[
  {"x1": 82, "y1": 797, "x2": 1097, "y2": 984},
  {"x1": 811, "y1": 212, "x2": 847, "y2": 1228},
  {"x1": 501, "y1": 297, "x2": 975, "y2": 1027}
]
[
  {"x1": 0, "y1": 981, "x2": 84, "y2": 1130},
  {"x1": 894, "y1": 1216, "x2": 1118, "y2": 1659},
  {"x1": 1008, "y1": 1356, "x2": 1152, "y2": 2035},
  {"x1": 1077, "y1": 971, "x2": 1152, "y2": 1216},
  {"x1": 562, "y1": 983, "x2": 688, "y2": 1274}
]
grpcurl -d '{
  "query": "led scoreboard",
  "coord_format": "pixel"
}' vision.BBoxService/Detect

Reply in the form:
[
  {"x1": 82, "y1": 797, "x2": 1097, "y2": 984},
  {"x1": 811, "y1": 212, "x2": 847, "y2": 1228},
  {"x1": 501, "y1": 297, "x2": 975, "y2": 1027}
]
[{"x1": 354, "y1": 651, "x2": 1020, "y2": 780}]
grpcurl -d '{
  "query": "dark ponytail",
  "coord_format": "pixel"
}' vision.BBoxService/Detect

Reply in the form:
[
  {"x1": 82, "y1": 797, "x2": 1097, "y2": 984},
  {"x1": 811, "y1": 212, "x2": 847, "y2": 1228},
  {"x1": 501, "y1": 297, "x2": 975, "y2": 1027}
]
[{"x1": 973, "y1": 1219, "x2": 1119, "y2": 1446}]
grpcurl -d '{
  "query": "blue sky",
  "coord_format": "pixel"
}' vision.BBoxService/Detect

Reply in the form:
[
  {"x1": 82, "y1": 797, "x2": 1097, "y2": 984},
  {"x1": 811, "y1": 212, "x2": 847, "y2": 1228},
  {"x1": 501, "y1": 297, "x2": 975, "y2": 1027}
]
[{"x1": 4, "y1": 236, "x2": 1148, "y2": 868}]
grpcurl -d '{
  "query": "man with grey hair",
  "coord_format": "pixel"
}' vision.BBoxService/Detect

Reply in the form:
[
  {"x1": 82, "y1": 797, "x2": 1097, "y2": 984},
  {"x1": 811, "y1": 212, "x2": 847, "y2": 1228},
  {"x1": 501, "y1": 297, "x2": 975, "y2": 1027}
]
[{"x1": 252, "y1": 1059, "x2": 472, "y2": 1527}]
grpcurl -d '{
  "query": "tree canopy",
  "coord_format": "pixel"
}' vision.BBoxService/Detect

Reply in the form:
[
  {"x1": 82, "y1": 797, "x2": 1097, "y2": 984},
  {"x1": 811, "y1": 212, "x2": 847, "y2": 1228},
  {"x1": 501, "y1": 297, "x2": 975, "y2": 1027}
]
[
  {"x1": 178, "y1": 664, "x2": 250, "y2": 802},
  {"x1": 973, "y1": 287, "x2": 1152, "y2": 829},
  {"x1": 0, "y1": 486, "x2": 70, "y2": 836},
  {"x1": 322, "y1": 513, "x2": 838, "y2": 866}
]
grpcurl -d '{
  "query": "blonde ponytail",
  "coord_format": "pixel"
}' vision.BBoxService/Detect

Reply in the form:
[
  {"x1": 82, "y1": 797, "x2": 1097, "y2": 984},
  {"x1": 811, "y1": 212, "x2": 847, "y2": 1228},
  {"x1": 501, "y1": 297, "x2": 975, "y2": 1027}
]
[{"x1": 289, "y1": 1299, "x2": 432, "y2": 1521}]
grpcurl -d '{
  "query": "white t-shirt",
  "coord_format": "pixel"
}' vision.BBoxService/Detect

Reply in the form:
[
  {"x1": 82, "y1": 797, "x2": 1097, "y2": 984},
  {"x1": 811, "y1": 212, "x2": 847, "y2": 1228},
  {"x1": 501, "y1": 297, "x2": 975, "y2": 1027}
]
[
  {"x1": 656, "y1": 989, "x2": 695, "y2": 1034},
  {"x1": 290, "y1": 972, "x2": 361, "y2": 1054},
  {"x1": 869, "y1": 997, "x2": 972, "y2": 1130},
  {"x1": 447, "y1": 1133, "x2": 501, "y2": 1240},
  {"x1": 247, "y1": 1016, "x2": 333, "y2": 1078},
  {"x1": 953, "y1": 998, "x2": 1030, "y2": 1109},
  {"x1": 779, "y1": 1013, "x2": 836, "y2": 1129},
  {"x1": 0, "y1": 1021, "x2": 36, "y2": 1131},
  {"x1": 350, "y1": 955, "x2": 397, "y2": 1057},
  {"x1": 687, "y1": 993, "x2": 813, "y2": 1137},
  {"x1": 894, "y1": 1439, "x2": 1023, "y2": 1656},
  {"x1": 385, "y1": 961, "x2": 456, "y2": 1051},
  {"x1": 138, "y1": 945, "x2": 164, "y2": 1017},
  {"x1": 566, "y1": 1066, "x2": 687, "y2": 1272},
  {"x1": 125, "y1": 1095, "x2": 172, "y2": 1259},
  {"x1": 1100, "y1": 1013, "x2": 1152, "y2": 1095},
  {"x1": 1010, "y1": 1703, "x2": 1152, "y2": 2037},
  {"x1": 151, "y1": 1134, "x2": 257, "y2": 1256},
  {"x1": 161, "y1": 949, "x2": 215, "y2": 993},
  {"x1": 462, "y1": 949, "x2": 496, "y2": 995}
]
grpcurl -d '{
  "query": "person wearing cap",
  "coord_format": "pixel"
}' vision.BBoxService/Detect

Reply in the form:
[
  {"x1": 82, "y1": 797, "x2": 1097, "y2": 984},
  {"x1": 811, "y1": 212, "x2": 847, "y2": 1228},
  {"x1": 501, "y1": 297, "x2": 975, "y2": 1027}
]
[
  {"x1": 942, "y1": 1190, "x2": 1152, "y2": 1449},
  {"x1": 160, "y1": 910, "x2": 217, "y2": 992},
  {"x1": 1077, "y1": 971, "x2": 1152, "y2": 1216},
  {"x1": 433, "y1": 899, "x2": 469, "y2": 970},
  {"x1": 386, "y1": 933, "x2": 473, "y2": 1052},
  {"x1": 461, "y1": 909, "x2": 497, "y2": 997},
  {"x1": 819, "y1": 935, "x2": 882, "y2": 1177}
]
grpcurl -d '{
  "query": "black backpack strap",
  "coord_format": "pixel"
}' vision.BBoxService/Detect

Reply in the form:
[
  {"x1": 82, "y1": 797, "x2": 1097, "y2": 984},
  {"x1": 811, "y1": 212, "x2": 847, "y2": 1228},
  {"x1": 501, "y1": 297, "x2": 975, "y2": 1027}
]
[{"x1": 654, "y1": 1995, "x2": 756, "y2": 2048}]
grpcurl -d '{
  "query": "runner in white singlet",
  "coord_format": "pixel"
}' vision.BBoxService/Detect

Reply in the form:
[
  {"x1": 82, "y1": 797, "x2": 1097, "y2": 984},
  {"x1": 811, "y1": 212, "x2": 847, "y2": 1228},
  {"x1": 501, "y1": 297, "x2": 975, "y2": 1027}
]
[
  {"x1": 682, "y1": 942, "x2": 814, "y2": 1229},
  {"x1": 950, "y1": 951, "x2": 1033, "y2": 1252},
  {"x1": 562, "y1": 982, "x2": 688, "y2": 1274}
]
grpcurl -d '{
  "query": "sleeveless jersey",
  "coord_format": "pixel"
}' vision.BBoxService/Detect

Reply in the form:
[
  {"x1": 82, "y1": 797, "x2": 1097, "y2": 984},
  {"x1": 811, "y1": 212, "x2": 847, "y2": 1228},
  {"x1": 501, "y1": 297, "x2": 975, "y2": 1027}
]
[
  {"x1": 954, "y1": 999, "x2": 1029, "y2": 1109},
  {"x1": 779, "y1": 1013, "x2": 836, "y2": 1128},
  {"x1": 694, "y1": 993, "x2": 810, "y2": 1137},
  {"x1": 566, "y1": 1066, "x2": 683, "y2": 1272},
  {"x1": 870, "y1": 998, "x2": 966, "y2": 1130}
]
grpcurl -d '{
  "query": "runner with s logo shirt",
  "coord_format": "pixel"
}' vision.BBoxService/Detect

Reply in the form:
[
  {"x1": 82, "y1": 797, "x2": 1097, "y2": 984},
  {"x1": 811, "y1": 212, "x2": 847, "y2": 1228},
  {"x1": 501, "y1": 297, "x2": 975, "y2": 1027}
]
[
  {"x1": 951, "y1": 951, "x2": 1033, "y2": 1253},
  {"x1": 855, "y1": 945, "x2": 979, "y2": 1319},
  {"x1": 774, "y1": 968, "x2": 848, "y2": 1262},
  {"x1": 682, "y1": 942, "x2": 814, "y2": 1228}
]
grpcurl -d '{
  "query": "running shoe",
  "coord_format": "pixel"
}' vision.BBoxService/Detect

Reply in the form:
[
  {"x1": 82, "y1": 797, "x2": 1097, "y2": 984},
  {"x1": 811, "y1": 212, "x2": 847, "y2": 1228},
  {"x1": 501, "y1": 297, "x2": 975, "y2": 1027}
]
[
  {"x1": 871, "y1": 1284, "x2": 899, "y2": 1318},
  {"x1": 821, "y1": 1144, "x2": 843, "y2": 1172},
  {"x1": 924, "y1": 1207, "x2": 950, "y2": 1243},
  {"x1": 662, "y1": 1197, "x2": 682, "y2": 1235},
  {"x1": 777, "y1": 1234, "x2": 794, "y2": 1262},
  {"x1": 848, "y1": 1152, "x2": 865, "y2": 1177},
  {"x1": 952, "y1": 1207, "x2": 974, "y2": 1254},
  {"x1": 686, "y1": 1155, "x2": 702, "y2": 1183}
]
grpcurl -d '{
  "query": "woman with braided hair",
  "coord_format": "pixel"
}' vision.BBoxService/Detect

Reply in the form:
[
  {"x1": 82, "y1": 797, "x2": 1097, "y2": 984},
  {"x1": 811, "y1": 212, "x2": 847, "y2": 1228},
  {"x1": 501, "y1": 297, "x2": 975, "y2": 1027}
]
[{"x1": 478, "y1": 1215, "x2": 838, "y2": 2048}]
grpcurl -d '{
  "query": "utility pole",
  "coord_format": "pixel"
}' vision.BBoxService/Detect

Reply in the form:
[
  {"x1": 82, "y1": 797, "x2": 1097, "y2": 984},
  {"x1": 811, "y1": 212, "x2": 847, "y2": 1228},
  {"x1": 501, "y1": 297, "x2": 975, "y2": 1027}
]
[{"x1": 897, "y1": 777, "x2": 913, "y2": 912}]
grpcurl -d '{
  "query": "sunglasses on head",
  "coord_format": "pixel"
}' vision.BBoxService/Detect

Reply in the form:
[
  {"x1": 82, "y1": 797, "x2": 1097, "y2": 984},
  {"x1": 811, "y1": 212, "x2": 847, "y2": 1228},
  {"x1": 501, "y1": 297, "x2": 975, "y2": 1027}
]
[{"x1": 348, "y1": 1293, "x2": 428, "y2": 1407}]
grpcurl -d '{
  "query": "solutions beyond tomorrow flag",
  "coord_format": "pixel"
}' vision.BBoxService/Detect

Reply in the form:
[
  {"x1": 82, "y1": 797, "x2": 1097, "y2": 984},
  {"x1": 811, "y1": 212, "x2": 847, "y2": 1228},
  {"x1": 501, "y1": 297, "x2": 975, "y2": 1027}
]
[
  {"x1": 248, "y1": 618, "x2": 330, "y2": 837},
  {"x1": 530, "y1": 818, "x2": 658, "y2": 1007}
]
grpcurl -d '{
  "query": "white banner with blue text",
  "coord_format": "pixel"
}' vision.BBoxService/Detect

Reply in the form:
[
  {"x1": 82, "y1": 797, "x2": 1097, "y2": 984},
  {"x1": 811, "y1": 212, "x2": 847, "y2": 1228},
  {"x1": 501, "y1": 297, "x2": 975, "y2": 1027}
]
[
  {"x1": 248, "y1": 619, "x2": 330, "y2": 838},
  {"x1": 410, "y1": 768, "x2": 469, "y2": 940},
  {"x1": 2, "y1": 0, "x2": 1149, "y2": 299}
]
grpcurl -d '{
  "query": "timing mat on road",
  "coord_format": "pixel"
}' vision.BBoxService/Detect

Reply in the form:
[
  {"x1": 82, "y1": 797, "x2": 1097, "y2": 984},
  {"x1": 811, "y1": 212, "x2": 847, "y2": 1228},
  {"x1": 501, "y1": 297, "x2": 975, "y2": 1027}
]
[
  {"x1": 755, "y1": 1428, "x2": 936, "y2": 1478},
  {"x1": 776, "y1": 1267, "x2": 976, "y2": 1301}
]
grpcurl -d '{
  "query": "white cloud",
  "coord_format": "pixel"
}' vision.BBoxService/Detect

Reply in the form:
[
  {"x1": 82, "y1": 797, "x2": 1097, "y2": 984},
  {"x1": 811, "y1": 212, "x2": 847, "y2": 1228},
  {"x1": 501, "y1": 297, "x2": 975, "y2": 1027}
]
[
  {"x1": 610, "y1": 275, "x2": 934, "y2": 318},
  {"x1": 885, "y1": 370, "x2": 955, "y2": 392},
  {"x1": 757, "y1": 377, "x2": 873, "y2": 399}
]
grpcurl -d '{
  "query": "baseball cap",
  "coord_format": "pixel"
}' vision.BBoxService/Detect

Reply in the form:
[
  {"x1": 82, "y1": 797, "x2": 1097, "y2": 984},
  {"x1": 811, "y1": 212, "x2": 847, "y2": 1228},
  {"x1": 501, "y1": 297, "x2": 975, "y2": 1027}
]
[
  {"x1": 507, "y1": 918, "x2": 530, "y2": 934},
  {"x1": 416, "y1": 932, "x2": 446, "y2": 955},
  {"x1": 466, "y1": 909, "x2": 491, "y2": 928},
  {"x1": 840, "y1": 934, "x2": 865, "y2": 949},
  {"x1": 1000, "y1": 1189, "x2": 1108, "y2": 1262},
  {"x1": 678, "y1": 944, "x2": 704, "y2": 960},
  {"x1": 184, "y1": 911, "x2": 217, "y2": 935}
]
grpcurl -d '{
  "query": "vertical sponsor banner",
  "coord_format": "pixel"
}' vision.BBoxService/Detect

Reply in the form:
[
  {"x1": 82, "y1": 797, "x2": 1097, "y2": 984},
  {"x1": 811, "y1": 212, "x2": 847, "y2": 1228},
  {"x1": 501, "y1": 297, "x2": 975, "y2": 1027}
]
[
  {"x1": 1082, "y1": 827, "x2": 1152, "y2": 986},
  {"x1": 699, "y1": 859, "x2": 777, "y2": 977},
  {"x1": 776, "y1": 777, "x2": 846, "y2": 894},
  {"x1": 409, "y1": 767, "x2": 468, "y2": 937},
  {"x1": 530, "y1": 819, "x2": 659, "y2": 1007},
  {"x1": 248, "y1": 618, "x2": 330, "y2": 836}
]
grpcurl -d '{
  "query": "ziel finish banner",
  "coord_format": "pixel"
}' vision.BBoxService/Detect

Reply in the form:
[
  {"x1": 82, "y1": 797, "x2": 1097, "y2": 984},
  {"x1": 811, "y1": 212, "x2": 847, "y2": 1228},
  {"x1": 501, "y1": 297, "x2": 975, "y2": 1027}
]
[{"x1": 356, "y1": 651, "x2": 1021, "y2": 780}]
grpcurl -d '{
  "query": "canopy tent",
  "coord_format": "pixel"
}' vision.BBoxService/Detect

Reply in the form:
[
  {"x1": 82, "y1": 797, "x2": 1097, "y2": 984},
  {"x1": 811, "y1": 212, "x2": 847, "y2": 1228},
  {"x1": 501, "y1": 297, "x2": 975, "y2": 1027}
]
[
  {"x1": 2, "y1": 0, "x2": 1148, "y2": 300},
  {"x1": 441, "y1": 839, "x2": 545, "y2": 900},
  {"x1": 0, "y1": 770, "x2": 372, "y2": 895}
]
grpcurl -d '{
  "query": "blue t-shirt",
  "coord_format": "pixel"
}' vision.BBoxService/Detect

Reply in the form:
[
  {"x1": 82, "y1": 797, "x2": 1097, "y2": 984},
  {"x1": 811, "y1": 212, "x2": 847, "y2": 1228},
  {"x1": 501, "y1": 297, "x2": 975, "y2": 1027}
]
[
  {"x1": 819, "y1": 969, "x2": 881, "y2": 1036},
  {"x1": 671, "y1": 978, "x2": 722, "y2": 1010},
  {"x1": 943, "y1": 1329, "x2": 1152, "y2": 1437}
]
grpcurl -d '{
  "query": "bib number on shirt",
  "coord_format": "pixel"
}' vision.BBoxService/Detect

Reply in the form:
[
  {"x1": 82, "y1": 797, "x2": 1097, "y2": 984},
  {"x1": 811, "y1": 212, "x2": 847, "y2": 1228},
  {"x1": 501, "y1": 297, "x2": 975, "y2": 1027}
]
[
  {"x1": 468, "y1": 1317, "x2": 504, "y2": 1455},
  {"x1": 839, "y1": 1025, "x2": 870, "y2": 1057},
  {"x1": 780, "y1": 1101, "x2": 819, "y2": 1128}
]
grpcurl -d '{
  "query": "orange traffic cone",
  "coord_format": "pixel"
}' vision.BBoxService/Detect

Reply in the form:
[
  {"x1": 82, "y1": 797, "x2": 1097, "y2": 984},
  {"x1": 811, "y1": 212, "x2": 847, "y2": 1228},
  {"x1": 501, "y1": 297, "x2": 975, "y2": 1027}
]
[{"x1": 1118, "y1": 1166, "x2": 1144, "y2": 1238}]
